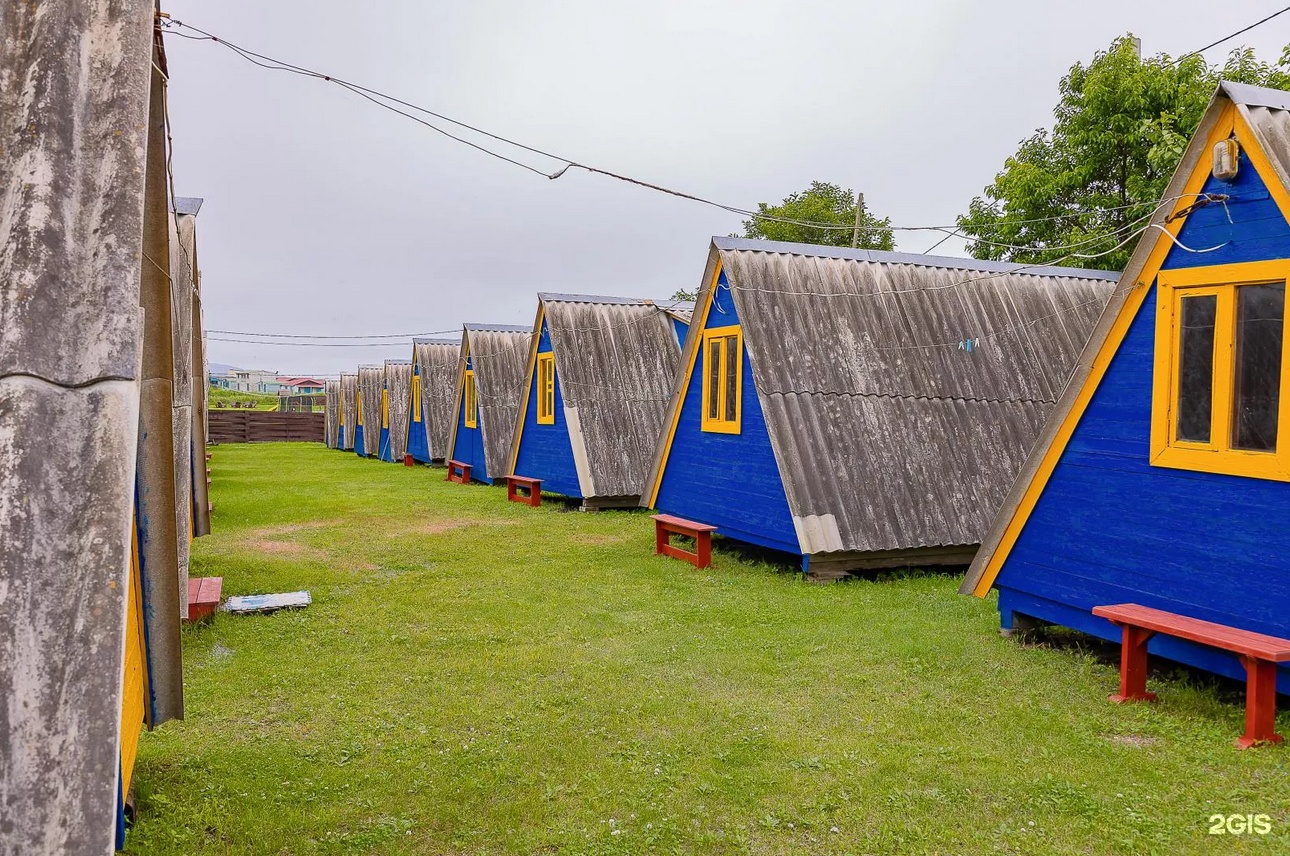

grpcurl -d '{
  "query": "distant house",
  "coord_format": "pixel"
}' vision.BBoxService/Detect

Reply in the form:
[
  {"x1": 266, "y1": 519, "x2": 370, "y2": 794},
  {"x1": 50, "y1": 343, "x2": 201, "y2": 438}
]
[
  {"x1": 210, "y1": 368, "x2": 282, "y2": 394},
  {"x1": 276, "y1": 376, "x2": 327, "y2": 395}
]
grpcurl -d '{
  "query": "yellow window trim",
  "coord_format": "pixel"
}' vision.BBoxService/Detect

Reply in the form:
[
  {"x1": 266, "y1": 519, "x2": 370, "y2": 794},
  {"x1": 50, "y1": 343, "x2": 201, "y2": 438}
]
[
  {"x1": 967, "y1": 101, "x2": 1290, "y2": 596},
  {"x1": 537, "y1": 352, "x2": 555, "y2": 425},
  {"x1": 356, "y1": 389, "x2": 364, "y2": 427},
  {"x1": 381, "y1": 388, "x2": 389, "y2": 429},
  {"x1": 700, "y1": 324, "x2": 743, "y2": 434},
  {"x1": 411, "y1": 373, "x2": 422, "y2": 423},
  {"x1": 1151, "y1": 259, "x2": 1290, "y2": 481},
  {"x1": 463, "y1": 369, "x2": 478, "y2": 429}
]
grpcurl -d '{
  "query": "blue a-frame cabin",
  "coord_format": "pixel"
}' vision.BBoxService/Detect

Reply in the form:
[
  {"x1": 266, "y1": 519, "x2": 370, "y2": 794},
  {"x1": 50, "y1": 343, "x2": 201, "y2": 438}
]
[
  {"x1": 354, "y1": 364, "x2": 384, "y2": 458},
  {"x1": 508, "y1": 294, "x2": 687, "y2": 509},
  {"x1": 641, "y1": 237, "x2": 1118, "y2": 579},
  {"x1": 378, "y1": 359, "x2": 413, "y2": 463},
  {"x1": 408, "y1": 337, "x2": 461, "y2": 464},
  {"x1": 445, "y1": 323, "x2": 530, "y2": 484},
  {"x1": 325, "y1": 379, "x2": 340, "y2": 449},
  {"x1": 962, "y1": 82, "x2": 1290, "y2": 693}
]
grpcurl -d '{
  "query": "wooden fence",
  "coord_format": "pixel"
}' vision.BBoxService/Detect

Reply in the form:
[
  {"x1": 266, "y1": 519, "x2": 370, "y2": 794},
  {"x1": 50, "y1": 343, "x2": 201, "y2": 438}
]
[{"x1": 208, "y1": 410, "x2": 324, "y2": 444}]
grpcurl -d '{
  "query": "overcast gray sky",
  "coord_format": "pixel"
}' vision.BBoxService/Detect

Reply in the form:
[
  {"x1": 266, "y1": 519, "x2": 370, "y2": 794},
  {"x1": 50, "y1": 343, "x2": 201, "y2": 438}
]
[{"x1": 162, "y1": 0, "x2": 1290, "y2": 376}]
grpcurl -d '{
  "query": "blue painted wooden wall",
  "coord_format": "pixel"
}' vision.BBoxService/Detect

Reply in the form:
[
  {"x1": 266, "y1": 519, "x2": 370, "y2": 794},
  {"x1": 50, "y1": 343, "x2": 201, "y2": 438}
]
[
  {"x1": 671, "y1": 317, "x2": 689, "y2": 347},
  {"x1": 407, "y1": 365, "x2": 432, "y2": 463},
  {"x1": 337, "y1": 425, "x2": 346, "y2": 450},
  {"x1": 450, "y1": 353, "x2": 493, "y2": 483},
  {"x1": 996, "y1": 151, "x2": 1290, "y2": 691},
  {"x1": 513, "y1": 319, "x2": 582, "y2": 497},
  {"x1": 353, "y1": 422, "x2": 366, "y2": 457},
  {"x1": 653, "y1": 273, "x2": 799, "y2": 555}
]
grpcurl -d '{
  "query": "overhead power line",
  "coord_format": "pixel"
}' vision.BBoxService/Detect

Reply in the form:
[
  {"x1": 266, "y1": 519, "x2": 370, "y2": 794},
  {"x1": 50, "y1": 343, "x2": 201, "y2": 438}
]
[
  {"x1": 207, "y1": 328, "x2": 457, "y2": 339},
  {"x1": 1175, "y1": 5, "x2": 1290, "y2": 64},
  {"x1": 161, "y1": 18, "x2": 1201, "y2": 238}
]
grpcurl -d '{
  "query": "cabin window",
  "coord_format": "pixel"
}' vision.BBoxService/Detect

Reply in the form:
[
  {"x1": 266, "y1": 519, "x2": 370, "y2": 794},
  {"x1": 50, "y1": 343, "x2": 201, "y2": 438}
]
[
  {"x1": 537, "y1": 353, "x2": 556, "y2": 425},
  {"x1": 463, "y1": 370, "x2": 478, "y2": 429},
  {"x1": 1152, "y1": 260, "x2": 1290, "y2": 480},
  {"x1": 701, "y1": 325, "x2": 742, "y2": 434},
  {"x1": 411, "y1": 373, "x2": 422, "y2": 423},
  {"x1": 381, "y1": 388, "x2": 389, "y2": 429},
  {"x1": 356, "y1": 390, "x2": 363, "y2": 426}
]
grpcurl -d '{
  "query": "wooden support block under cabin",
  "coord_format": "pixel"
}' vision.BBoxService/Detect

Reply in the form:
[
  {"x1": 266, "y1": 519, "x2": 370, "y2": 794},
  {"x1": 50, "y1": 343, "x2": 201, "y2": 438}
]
[
  {"x1": 651, "y1": 513, "x2": 718, "y2": 569},
  {"x1": 506, "y1": 475, "x2": 542, "y2": 507},
  {"x1": 185, "y1": 577, "x2": 223, "y2": 623},
  {"x1": 446, "y1": 460, "x2": 472, "y2": 484},
  {"x1": 1093, "y1": 603, "x2": 1290, "y2": 748}
]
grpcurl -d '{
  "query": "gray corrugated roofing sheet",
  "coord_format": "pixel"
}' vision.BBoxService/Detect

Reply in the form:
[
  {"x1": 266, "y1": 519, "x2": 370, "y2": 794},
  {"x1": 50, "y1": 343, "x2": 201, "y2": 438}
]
[
  {"x1": 465, "y1": 326, "x2": 530, "y2": 477},
  {"x1": 1222, "y1": 79, "x2": 1290, "y2": 111},
  {"x1": 709, "y1": 239, "x2": 1117, "y2": 555},
  {"x1": 325, "y1": 379, "x2": 340, "y2": 447},
  {"x1": 464, "y1": 322, "x2": 530, "y2": 333},
  {"x1": 172, "y1": 196, "x2": 204, "y2": 215},
  {"x1": 357, "y1": 365, "x2": 384, "y2": 455},
  {"x1": 536, "y1": 296, "x2": 682, "y2": 498},
  {"x1": 413, "y1": 338, "x2": 461, "y2": 459},
  {"x1": 384, "y1": 361, "x2": 413, "y2": 460},
  {"x1": 340, "y1": 372, "x2": 358, "y2": 450}
]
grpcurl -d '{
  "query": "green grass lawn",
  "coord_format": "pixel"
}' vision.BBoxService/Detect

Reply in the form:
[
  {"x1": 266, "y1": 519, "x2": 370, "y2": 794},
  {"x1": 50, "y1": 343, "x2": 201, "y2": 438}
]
[
  {"x1": 130, "y1": 443, "x2": 1289, "y2": 855},
  {"x1": 207, "y1": 387, "x2": 282, "y2": 410}
]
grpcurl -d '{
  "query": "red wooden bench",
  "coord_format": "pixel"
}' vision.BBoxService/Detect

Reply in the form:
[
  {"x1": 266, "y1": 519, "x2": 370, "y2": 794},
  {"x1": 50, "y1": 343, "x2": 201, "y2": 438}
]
[
  {"x1": 446, "y1": 460, "x2": 471, "y2": 484},
  {"x1": 506, "y1": 475, "x2": 542, "y2": 507},
  {"x1": 651, "y1": 514, "x2": 718, "y2": 569},
  {"x1": 1093, "y1": 603, "x2": 1290, "y2": 748},
  {"x1": 186, "y1": 576, "x2": 223, "y2": 623}
]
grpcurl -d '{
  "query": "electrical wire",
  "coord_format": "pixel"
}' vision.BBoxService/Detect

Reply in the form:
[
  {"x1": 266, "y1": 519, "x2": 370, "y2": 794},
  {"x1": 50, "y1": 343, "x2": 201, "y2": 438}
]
[
  {"x1": 208, "y1": 328, "x2": 459, "y2": 339},
  {"x1": 1175, "y1": 5, "x2": 1290, "y2": 64},
  {"x1": 160, "y1": 17, "x2": 1218, "y2": 238}
]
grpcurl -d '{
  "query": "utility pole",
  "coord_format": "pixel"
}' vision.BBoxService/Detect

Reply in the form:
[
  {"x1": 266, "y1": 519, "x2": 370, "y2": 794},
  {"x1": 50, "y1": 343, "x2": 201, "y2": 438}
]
[{"x1": 851, "y1": 191, "x2": 865, "y2": 248}]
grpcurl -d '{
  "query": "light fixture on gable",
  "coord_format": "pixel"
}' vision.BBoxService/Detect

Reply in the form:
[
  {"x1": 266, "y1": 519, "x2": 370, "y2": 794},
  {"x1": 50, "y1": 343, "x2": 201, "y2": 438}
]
[{"x1": 1213, "y1": 138, "x2": 1240, "y2": 181}]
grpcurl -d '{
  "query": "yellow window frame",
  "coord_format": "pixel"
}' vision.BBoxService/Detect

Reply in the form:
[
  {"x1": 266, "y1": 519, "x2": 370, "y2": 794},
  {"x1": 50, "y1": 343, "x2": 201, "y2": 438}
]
[
  {"x1": 1151, "y1": 259, "x2": 1290, "y2": 481},
  {"x1": 463, "y1": 369, "x2": 478, "y2": 429},
  {"x1": 356, "y1": 389, "x2": 364, "y2": 426},
  {"x1": 536, "y1": 353, "x2": 555, "y2": 425},
  {"x1": 700, "y1": 324, "x2": 742, "y2": 434},
  {"x1": 381, "y1": 388, "x2": 389, "y2": 429},
  {"x1": 411, "y1": 373, "x2": 422, "y2": 423}
]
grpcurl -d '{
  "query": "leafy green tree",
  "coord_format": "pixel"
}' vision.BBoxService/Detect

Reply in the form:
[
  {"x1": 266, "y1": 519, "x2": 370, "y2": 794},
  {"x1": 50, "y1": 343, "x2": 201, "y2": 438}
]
[
  {"x1": 741, "y1": 181, "x2": 894, "y2": 250},
  {"x1": 958, "y1": 37, "x2": 1290, "y2": 270}
]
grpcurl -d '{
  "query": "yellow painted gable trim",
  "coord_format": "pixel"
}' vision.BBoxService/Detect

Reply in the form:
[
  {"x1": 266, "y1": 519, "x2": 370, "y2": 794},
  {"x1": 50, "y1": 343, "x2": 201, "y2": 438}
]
[
  {"x1": 121, "y1": 517, "x2": 149, "y2": 801},
  {"x1": 508, "y1": 303, "x2": 545, "y2": 475},
  {"x1": 381, "y1": 388, "x2": 389, "y2": 430},
  {"x1": 645, "y1": 258, "x2": 722, "y2": 507},
  {"x1": 969, "y1": 102, "x2": 1258, "y2": 596}
]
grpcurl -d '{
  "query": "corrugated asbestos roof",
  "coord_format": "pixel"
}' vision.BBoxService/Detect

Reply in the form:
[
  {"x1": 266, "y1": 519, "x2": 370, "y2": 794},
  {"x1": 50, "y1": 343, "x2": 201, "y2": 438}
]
[
  {"x1": 357, "y1": 365, "x2": 384, "y2": 455},
  {"x1": 1229, "y1": 81, "x2": 1290, "y2": 190},
  {"x1": 465, "y1": 326, "x2": 530, "y2": 477},
  {"x1": 712, "y1": 238, "x2": 1118, "y2": 555},
  {"x1": 539, "y1": 295, "x2": 683, "y2": 498},
  {"x1": 340, "y1": 372, "x2": 358, "y2": 450},
  {"x1": 384, "y1": 361, "x2": 413, "y2": 460},
  {"x1": 413, "y1": 338, "x2": 461, "y2": 459},
  {"x1": 325, "y1": 379, "x2": 340, "y2": 448}
]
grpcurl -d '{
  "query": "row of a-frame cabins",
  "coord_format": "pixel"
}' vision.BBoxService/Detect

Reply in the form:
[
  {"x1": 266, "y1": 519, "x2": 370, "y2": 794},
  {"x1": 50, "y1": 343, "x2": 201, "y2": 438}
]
[{"x1": 328, "y1": 81, "x2": 1290, "y2": 701}]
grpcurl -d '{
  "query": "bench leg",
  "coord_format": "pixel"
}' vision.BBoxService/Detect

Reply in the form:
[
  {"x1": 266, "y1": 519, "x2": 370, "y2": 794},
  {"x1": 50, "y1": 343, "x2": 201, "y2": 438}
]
[
  {"x1": 695, "y1": 531, "x2": 712, "y2": 569},
  {"x1": 527, "y1": 487, "x2": 540, "y2": 508},
  {"x1": 1236, "y1": 656, "x2": 1284, "y2": 749},
  {"x1": 655, "y1": 522, "x2": 668, "y2": 557},
  {"x1": 1109, "y1": 625, "x2": 1157, "y2": 703}
]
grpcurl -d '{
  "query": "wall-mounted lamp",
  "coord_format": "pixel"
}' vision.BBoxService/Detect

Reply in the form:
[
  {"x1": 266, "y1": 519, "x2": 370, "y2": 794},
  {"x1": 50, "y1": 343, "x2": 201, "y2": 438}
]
[{"x1": 1213, "y1": 138, "x2": 1240, "y2": 181}]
